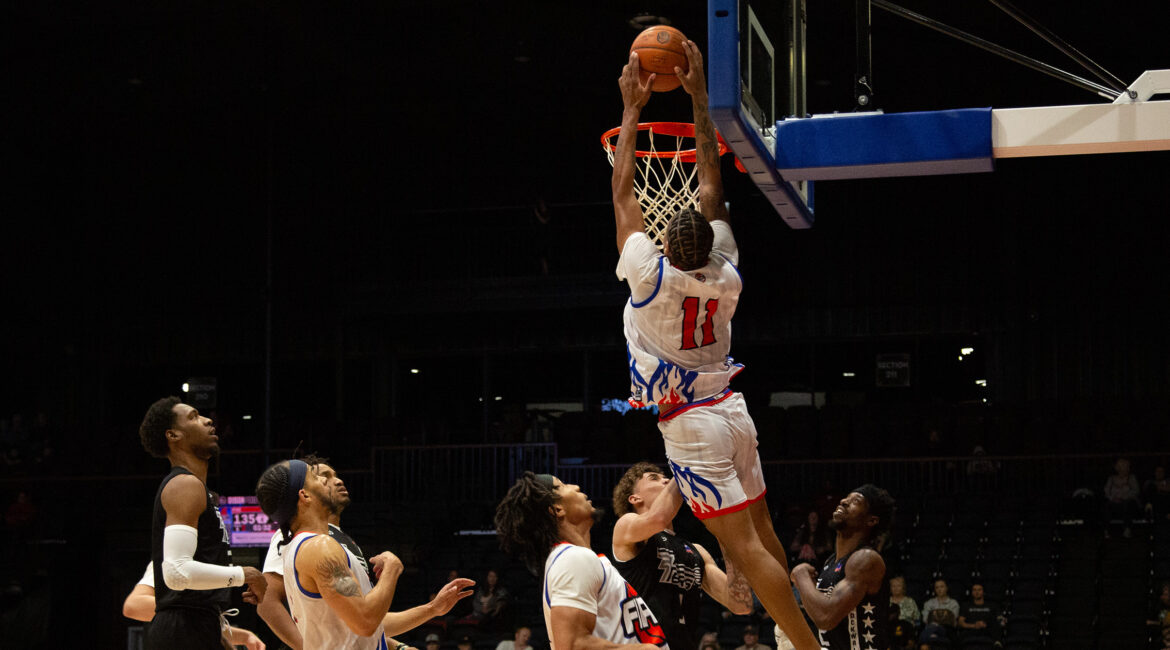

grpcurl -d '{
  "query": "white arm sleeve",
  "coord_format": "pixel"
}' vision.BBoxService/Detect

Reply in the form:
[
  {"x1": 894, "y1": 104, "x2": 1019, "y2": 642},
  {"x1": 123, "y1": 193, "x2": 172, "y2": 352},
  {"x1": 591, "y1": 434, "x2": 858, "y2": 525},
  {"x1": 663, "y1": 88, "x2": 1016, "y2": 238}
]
[{"x1": 162, "y1": 524, "x2": 246, "y2": 591}]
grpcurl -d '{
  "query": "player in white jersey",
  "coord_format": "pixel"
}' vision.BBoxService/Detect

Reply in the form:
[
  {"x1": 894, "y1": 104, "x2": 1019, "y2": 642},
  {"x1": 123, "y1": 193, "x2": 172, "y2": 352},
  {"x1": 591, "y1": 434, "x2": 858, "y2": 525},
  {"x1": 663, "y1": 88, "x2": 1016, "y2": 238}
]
[
  {"x1": 256, "y1": 459, "x2": 473, "y2": 650},
  {"x1": 611, "y1": 45, "x2": 819, "y2": 650},
  {"x1": 495, "y1": 472, "x2": 666, "y2": 650}
]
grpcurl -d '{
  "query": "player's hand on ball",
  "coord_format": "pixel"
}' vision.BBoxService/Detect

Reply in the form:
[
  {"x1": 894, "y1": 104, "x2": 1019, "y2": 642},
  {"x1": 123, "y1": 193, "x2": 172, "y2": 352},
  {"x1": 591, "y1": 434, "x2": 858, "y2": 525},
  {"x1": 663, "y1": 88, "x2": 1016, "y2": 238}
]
[
  {"x1": 676, "y1": 40, "x2": 707, "y2": 98},
  {"x1": 430, "y1": 578, "x2": 476, "y2": 616},
  {"x1": 620, "y1": 53, "x2": 654, "y2": 110},
  {"x1": 371, "y1": 551, "x2": 404, "y2": 580}
]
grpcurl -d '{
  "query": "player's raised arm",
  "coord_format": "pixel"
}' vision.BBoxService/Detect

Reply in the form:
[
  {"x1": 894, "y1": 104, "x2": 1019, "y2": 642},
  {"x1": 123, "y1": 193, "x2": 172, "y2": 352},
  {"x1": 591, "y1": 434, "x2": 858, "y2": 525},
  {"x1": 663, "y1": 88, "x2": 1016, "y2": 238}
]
[
  {"x1": 676, "y1": 41, "x2": 728, "y2": 224},
  {"x1": 612, "y1": 53, "x2": 655, "y2": 253},
  {"x1": 298, "y1": 537, "x2": 401, "y2": 637},
  {"x1": 612, "y1": 478, "x2": 683, "y2": 559}
]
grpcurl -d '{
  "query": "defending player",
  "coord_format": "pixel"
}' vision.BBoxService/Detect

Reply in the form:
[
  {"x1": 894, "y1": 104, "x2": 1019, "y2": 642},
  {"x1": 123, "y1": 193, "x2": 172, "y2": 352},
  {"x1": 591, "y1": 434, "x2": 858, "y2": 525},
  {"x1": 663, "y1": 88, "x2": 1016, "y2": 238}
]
[
  {"x1": 611, "y1": 45, "x2": 819, "y2": 650},
  {"x1": 494, "y1": 472, "x2": 666, "y2": 650},
  {"x1": 788, "y1": 485, "x2": 894, "y2": 650},
  {"x1": 257, "y1": 455, "x2": 419, "y2": 650},
  {"x1": 256, "y1": 459, "x2": 474, "y2": 650},
  {"x1": 611, "y1": 463, "x2": 754, "y2": 650},
  {"x1": 138, "y1": 396, "x2": 267, "y2": 649}
]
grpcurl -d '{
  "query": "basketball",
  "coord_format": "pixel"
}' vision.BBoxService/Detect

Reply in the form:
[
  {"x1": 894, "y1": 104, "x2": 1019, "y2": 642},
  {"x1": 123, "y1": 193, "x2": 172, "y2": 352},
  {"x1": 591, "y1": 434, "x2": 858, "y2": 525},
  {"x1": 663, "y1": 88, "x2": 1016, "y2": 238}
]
[{"x1": 630, "y1": 25, "x2": 689, "y2": 92}]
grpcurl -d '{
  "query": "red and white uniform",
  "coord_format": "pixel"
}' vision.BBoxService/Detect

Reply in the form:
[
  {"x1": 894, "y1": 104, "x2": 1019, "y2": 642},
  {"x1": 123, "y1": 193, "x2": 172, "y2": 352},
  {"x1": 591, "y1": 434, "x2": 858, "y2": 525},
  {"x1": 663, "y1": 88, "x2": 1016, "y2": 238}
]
[
  {"x1": 542, "y1": 543, "x2": 667, "y2": 650},
  {"x1": 283, "y1": 532, "x2": 388, "y2": 650},
  {"x1": 617, "y1": 221, "x2": 766, "y2": 520}
]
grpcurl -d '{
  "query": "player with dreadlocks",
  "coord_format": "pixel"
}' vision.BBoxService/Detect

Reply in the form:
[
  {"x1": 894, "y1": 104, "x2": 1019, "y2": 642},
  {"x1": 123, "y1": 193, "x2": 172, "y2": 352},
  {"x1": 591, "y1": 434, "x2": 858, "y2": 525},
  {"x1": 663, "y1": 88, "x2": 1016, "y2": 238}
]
[
  {"x1": 611, "y1": 43, "x2": 820, "y2": 650},
  {"x1": 256, "y1": 460, "x2": 473, "y2": 649},
  {"x1": 788, "y1": 484, "x2": 895, "y2": 650},
  {"x1": 494, "y1": 472, "x2": 665, "y2": 650}
]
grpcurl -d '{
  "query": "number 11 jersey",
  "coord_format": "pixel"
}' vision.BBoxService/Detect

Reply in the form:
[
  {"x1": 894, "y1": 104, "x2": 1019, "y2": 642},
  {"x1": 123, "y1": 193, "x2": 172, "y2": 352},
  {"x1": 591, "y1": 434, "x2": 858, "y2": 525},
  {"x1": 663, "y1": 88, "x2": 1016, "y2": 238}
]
[{"x1": 617, "y1": 220, "x2": 744, "y2": 408}]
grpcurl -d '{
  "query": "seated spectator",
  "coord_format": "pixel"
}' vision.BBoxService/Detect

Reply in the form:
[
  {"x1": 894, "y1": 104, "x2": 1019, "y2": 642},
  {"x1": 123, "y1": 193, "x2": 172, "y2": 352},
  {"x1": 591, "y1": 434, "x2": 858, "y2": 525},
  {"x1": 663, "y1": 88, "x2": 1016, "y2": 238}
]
[
  {"x1": 957, "y1": 583, "x2": 1003, "y2": 643},
  {"x1": 699, "y1": 631, "x2": 721, "y2": 650},
  {"x1": 919, "y1": 579, "x2": 960, "y2": 649},
  {"x1": 889, "y1": 576, "x2": 920, "y2": 648},
  {"x1": 457, "y1": 636, "x2": 474, "y2": 650},
  {"x1": 789, "y1": 510, "x2": 832, "y2": 566},
  {"x1": 425, "y1": 633, "x2": 442, "y2": 650},
  {"x1": 1104, "y1": 457, "x2": 1142, "y2": 538},
  {"x1": 1148, "y1": 582, "x2": 1170, "y2": 645},
  {"x1": 735, "y1": 625, "x2": 770, "y2": 650},
  {"x1": 460, "y1": 569, "x2": 508, "y2": 631},
  {"x1": 1145, "y1": 466, "x2": 1170, "y2": 522},
  {"x1": 495, "y1": 626, "x2": 531, "y2": 650}
]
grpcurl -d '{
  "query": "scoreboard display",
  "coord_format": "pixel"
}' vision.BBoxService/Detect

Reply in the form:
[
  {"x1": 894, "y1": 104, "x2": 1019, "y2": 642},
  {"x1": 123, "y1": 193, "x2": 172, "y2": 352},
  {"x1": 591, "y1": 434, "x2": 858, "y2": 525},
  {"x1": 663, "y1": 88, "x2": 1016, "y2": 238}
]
[{"x1": 217, "y1": 495, "x2": 276, "y2": 547}]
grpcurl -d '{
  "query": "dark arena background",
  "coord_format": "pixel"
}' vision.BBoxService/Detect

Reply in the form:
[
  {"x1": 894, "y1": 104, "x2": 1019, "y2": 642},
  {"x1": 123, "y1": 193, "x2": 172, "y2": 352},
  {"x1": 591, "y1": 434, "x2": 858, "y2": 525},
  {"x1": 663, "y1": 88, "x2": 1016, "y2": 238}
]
[{"x1": 4, "y1": 1, "x2": 1170, "y2": 649}]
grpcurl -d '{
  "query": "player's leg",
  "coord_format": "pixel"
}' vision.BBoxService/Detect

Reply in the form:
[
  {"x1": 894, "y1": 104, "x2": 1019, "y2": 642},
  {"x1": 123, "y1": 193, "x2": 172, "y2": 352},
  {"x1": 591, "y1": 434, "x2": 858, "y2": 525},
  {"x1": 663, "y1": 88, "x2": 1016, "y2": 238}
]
[
  {"x1": 661, "y1": 404, "x2": 819, "y2": 650},
  {"x1": 702, "y1": 510, "x2": 818, "y2": 650},
  {"x1": 724, "y1": 391, "x2": 791, "y2": 572},
  {"x1": 748, "y1": 498, "x2": 790, "y2": 571}
]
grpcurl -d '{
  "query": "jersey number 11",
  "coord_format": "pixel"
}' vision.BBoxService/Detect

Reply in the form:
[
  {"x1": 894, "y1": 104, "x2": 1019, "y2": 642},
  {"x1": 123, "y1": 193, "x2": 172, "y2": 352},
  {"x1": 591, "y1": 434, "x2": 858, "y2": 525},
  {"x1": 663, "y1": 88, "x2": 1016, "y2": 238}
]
[{"x1": 680, "y1": 297, "x2": 719, "y2": 350}]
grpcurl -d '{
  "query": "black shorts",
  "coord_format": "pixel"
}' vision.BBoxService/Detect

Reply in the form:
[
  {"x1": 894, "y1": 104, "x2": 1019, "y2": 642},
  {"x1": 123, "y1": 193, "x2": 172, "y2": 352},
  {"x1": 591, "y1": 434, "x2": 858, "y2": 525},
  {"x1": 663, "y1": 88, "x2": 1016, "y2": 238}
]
[{"x1": 145, "y1": 607, "x2": 226, "y2": 650}]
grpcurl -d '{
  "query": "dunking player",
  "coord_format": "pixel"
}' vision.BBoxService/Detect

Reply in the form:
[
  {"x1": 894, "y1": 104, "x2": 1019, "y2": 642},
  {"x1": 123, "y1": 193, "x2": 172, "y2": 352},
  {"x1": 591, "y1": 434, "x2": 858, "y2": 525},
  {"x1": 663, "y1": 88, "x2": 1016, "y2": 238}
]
[
  {"x1": 256, "y1": 460, "x2": 474, "y2": 649},
  {"x1": 138, "y1": 396, "x2": 267, "y2": 649},
  {"x1": 611, "y1": 463, "x2": 754, "y2": 650},
  {"x1": 788, "y1": 485, "x2": 894, "y2": 650},
  {"x1": 494, "y1": 472, "x2": 666, "y2": 650},
  {"x1": 258, "y1": 455, "x2": 416, "y2": 650},
  {"x1": 611, "y1": 44, "x2": 819, "y2": 650}
]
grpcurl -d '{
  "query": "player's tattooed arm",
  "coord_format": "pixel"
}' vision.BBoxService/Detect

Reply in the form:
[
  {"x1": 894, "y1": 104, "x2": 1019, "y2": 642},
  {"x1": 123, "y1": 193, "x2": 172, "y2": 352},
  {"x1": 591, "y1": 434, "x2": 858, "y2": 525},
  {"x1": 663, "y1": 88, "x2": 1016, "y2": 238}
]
[
  {"x1": 318, "y1": 555, "x2": 360, "y2": 597},
  {"x1": 695, "y1": 543, "x2": 753, "y2": 615},
  {"x1": 724, "y1": 555, "x2": 755, "y2": 614}
]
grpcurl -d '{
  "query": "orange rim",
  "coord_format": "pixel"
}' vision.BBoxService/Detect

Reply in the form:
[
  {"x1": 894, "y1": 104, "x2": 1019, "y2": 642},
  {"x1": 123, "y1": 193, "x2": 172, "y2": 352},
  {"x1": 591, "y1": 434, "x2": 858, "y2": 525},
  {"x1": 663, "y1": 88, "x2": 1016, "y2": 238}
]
[{"x1": 601, "y1": 121, "x2": 731, "y2": 162}]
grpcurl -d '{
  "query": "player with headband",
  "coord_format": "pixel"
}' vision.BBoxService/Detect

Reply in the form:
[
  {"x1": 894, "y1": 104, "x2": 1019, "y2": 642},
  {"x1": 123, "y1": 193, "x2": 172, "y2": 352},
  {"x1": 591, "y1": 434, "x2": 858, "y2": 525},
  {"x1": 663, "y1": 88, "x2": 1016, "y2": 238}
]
[
  {"x1": 610, "y1": 44, "x2": 820, "y2": 650},
  {"x1": 138, "y1": 396, "x2": 267, "y2": 649},
  {"x1": 256, "y1": 459, "x2": 474, "y2": 650}
]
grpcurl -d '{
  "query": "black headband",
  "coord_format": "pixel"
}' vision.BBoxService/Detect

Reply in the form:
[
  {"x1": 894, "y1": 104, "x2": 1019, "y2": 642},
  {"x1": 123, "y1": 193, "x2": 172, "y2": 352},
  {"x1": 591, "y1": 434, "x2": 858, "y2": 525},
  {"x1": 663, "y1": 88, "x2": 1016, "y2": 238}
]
[{"x1": 274, "y1": 459, "x2": 308, "y2": 527}]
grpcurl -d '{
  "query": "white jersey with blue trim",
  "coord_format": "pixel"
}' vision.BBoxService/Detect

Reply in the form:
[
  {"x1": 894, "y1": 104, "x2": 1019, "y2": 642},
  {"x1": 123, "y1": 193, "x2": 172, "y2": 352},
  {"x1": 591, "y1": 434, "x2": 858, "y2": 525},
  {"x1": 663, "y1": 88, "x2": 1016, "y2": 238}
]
[
  {"x1": 542, "y1": 543, "x2": 668, "y2": 650},
  {"x1": 617, "y1": 220, "x2": 743, "y2": 407},
  {"x1": 283, "y1": 531, "x2": 388, "y2": 650}
]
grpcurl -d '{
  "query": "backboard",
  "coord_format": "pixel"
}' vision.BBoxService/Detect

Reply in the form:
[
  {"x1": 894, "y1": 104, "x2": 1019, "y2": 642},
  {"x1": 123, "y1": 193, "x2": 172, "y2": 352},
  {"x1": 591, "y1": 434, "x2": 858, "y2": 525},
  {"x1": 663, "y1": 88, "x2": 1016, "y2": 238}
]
[{"x1": 708, "y1": 0, "x2": 815, "y2": 228}]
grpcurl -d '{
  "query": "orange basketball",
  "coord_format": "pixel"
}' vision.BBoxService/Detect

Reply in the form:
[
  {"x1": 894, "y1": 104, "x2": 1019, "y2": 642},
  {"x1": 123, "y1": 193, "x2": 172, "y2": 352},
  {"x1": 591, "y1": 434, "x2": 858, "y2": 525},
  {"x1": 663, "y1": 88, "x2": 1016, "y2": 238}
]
[{"x1": 630, "y1": 25, "x2": 689, "y2": 92}]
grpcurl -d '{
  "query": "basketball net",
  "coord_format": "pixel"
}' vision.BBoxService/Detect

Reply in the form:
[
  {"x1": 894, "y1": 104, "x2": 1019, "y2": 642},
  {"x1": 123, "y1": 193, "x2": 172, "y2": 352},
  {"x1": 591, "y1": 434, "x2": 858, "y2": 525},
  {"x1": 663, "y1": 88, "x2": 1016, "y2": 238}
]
[{"x1": 602, "y1": 122, "x2": 731, "y2": 249}]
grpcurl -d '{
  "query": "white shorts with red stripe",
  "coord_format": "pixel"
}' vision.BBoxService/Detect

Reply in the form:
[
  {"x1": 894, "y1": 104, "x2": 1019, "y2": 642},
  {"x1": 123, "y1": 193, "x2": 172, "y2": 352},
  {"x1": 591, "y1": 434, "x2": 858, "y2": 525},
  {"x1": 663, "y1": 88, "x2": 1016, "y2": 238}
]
[{"x1": 657, "y1": 391, "x2": 766, "y2": 519}]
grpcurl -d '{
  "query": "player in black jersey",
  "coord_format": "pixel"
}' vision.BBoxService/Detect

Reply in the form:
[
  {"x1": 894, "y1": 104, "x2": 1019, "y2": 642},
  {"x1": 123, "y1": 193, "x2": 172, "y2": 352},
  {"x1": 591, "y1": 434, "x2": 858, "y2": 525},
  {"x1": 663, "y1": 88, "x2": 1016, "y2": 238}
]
[
  {"x1": 611, "y1": 463, "x2": 755, "y2": 650},
  {"x1": 789, "y1": 485, "x2": 894, "y2": 650},
  {"x1": 139, "y1": 396, "x2": 267, "y2": 649}
]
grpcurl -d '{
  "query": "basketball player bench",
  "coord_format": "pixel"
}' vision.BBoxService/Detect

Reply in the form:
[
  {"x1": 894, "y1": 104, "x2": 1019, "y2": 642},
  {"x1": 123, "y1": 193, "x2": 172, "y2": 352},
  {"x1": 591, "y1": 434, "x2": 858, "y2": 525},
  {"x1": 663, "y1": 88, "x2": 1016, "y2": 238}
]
[{"x1": 708, "y1": 0, "x2": 1170, "y2": 229}]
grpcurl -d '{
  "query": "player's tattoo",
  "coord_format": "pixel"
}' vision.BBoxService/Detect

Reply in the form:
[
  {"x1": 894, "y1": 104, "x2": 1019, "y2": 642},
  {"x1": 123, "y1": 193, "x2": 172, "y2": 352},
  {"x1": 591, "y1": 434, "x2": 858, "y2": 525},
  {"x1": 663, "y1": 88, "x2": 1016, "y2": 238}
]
[
  {"x1": 694, "y1": 109, "x2": 720, "y2": 166},
  {"x1": 318, "y1": 556, "x2": 360, "y2": 597},
  {"x1": 725, "y1": 556, "x2": 754, "y2": 612}
]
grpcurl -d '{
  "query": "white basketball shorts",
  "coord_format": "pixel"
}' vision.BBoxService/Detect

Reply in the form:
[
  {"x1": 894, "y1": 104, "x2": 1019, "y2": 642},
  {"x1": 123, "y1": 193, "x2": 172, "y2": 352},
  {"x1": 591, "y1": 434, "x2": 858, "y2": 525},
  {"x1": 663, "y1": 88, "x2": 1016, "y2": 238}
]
[{"x1": 657, "y1": 391, "x2": 767, "y2": 519}]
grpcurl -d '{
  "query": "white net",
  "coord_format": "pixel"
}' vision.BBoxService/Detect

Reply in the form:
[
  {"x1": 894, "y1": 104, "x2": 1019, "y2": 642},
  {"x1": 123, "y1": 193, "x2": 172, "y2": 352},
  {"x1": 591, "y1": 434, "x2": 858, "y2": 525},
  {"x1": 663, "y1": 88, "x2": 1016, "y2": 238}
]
[{"x1": 604, "y1": 123, "x2": 702, "y2": 249}]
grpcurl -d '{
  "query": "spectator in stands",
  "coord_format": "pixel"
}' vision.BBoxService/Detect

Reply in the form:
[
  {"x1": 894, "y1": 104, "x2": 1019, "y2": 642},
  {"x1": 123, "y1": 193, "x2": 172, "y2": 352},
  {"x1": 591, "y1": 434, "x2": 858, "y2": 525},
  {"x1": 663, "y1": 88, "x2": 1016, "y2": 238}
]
[
  {"x1": 1145, "y1": 466, "x2": 1170, "y2": 522},
  {"x1": 464, "y1": 568, "x2": 508, "y2": 631},
  {"x1": 889, "y1": 576, "x2": 920, "y2": 648},
  {"x1": 789, "y1": 510, "x2": 832, "y2": 566},
  {"x1": 496, "y1": 626, "x2": 532, "y2": 650},
  {"x1": 919, "y1": 579, "x2": 960, "y2": 649},
  {"x1": 699, "y1": 631, "x2": 721, "y2": 650},
  {"x1": 1104, "y1": 457, "x2": 1142, "y2": 538},
  {"x1": 425, "y1": 633, "x2": 442, "y2": 650},
  {"x1": 735, "y1": 624, "x2": 770, "y2": 650},
  {"x1": 964, "y1": 445, "x2": 998, "y2": 477},
  {"x1": 957, "y1": 583, "x2": 1003, "y2": 644}
]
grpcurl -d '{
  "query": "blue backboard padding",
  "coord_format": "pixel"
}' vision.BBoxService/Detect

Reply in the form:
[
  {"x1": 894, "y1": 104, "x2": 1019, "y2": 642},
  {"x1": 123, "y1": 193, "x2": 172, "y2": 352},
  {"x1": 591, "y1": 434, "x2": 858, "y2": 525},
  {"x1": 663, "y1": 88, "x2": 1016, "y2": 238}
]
[
  {"x1": 708, "y1": 0, "x2": 815, "y2": 228},
  {"x1": 774, "y1": 108, "x2": 993, "y2": 170}
]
